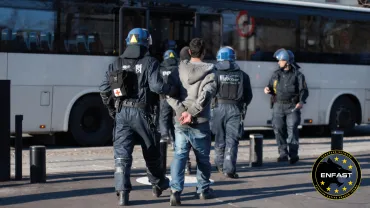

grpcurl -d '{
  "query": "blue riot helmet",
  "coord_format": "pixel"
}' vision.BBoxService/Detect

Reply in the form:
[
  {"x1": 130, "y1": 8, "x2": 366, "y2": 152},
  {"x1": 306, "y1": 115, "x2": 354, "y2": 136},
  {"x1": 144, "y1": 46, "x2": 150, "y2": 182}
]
[
  {"x1": 125, "y1": 28, "x2": 152, "y2": 47},
  {"x1": 216, "y1": 46, "x2": 236, "y2": 62},
  {"x1": 287, "y1": 50, "x2": 300, "y2": 69},
  {"x1": 286, "y1": 50, "x2": 295, "y2": 63},
  {"x1": 273, "y1": 48, "x2": 291, "y2": 63},
  {"x1": 163, "y1": 49, "x2": 178, "y2": 60}
]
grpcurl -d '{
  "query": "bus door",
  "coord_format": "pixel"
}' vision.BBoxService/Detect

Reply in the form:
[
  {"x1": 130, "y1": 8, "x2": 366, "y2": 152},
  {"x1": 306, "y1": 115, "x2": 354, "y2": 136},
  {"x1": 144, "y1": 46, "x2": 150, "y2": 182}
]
[
  {"x1": 118, "y1": 6, "x2": 149, "y2": 55},
  {"x1": 195, "y1": 12, "x2": 223, "y2": 61},
  {"x1": 148, "y1": 7, "x2": 195, "y2": 62}
]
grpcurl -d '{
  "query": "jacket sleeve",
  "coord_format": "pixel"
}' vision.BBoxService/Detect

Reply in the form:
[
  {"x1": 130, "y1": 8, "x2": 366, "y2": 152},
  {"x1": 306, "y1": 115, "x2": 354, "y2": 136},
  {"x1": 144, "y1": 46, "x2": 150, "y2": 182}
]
[
  {"x1": 243, "y1": 72, "x2": 253, "y2": 107},
  {"x1": 166, "y1": 69, "x2": 187, "y2": 116},
  {"x1": 99, "y1": 63, "x2": 115, "y2": 114},
  {"x1": 297, "y1": 73, "x2": 309, "y2": 104},
  {"x1": 147, "y1": 58, "x2": 172, "y2": 94},
  {"x1": 186, "y1": 71, "x2": 218, "y2": 117},
  {"x1": 267, "y1": 71, "x2": 278, "y2": 95}
]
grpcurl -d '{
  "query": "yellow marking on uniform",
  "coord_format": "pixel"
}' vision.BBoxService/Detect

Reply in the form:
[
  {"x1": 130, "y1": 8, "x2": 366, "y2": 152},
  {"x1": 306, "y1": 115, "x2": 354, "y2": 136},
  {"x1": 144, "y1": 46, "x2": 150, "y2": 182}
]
[
  {"x1": 130, "y1": 35, "x2": 138, "y2": 43},
  {"x1": 273, "y1": 80, "x2": 278, "y2": 94},
  {"x1": 170, "y1": 52, "x2": 175, "y2": 58}
]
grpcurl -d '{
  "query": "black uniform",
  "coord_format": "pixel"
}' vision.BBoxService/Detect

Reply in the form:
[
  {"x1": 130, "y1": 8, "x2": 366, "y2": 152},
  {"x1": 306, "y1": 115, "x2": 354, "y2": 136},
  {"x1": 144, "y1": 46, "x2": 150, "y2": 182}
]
[
  {"x1": 99, "y1": 45, "x2": 176, "y2": 197},
  {"x1": 158, "y1": 58, "x2": 178, "y2": 142},
  {"x1": 211, "y1": 61, "x2": 253, "y2": 176},
  {"x1": 267, "y1": 67, "x2": 309, "y2": 162}
]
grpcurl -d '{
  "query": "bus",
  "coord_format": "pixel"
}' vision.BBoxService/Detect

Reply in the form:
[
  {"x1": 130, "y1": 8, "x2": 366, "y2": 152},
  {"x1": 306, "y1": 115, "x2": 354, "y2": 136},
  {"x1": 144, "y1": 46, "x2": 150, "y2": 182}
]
[{"x1": 1, "y1": 0, "x2": 370, "y2": 146}]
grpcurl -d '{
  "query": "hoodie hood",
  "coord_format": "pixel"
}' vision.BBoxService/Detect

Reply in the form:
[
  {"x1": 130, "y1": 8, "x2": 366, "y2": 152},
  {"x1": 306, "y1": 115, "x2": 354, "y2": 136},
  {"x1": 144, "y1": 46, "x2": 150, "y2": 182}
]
[
  {"x1": 161, "y1": 58, "x2": 178, "y2": 67},
  {"x1": 215, "y1": 61, "x2": 240, "y2": 72},
  {"x1": 179, "y1": 60, "x2": 214, "y2": 85}
]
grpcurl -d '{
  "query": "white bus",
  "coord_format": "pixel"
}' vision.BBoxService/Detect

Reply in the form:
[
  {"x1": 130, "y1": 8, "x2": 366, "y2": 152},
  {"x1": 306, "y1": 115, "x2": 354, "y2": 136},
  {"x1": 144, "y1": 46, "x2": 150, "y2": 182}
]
[{"x1": 1, "y1": 0, "x2": 370, "y2": 146}]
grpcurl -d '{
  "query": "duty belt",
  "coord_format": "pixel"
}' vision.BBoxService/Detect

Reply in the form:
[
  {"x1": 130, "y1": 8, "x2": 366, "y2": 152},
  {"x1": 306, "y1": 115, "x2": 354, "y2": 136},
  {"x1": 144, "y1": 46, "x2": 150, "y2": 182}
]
[
  {"x1": 276, "y1": 100, "x2": 292, "y2": 104},
  {"x1": 217, "y1": 99, "x2": 239, "y2": 105},
  {"x1": 121, "y1": 100, "x2": 147, "y2": 109}
]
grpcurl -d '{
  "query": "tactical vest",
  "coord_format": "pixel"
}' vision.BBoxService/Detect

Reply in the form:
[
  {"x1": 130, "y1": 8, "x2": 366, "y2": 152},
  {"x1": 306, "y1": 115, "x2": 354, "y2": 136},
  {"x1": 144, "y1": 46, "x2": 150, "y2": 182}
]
[
  {"x1": 274, "y1": 69, "x2": 299, "y2": 102},
  {"x1": 216, "y1": 70, "x2": 244, "y2": 101},
  {"x1": 161, "y1": 65, "x2": 177, "y2": 83},
  {"x1": 108, "y1": 57, "x2": 139, "y2": 101}
]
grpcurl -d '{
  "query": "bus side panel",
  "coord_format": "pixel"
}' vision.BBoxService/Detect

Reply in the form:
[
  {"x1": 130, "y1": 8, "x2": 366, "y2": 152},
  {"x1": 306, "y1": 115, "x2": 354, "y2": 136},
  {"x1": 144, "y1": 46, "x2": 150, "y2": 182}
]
[
  {"x1": 366, "y1": 100, "x2": 370, "y2": 124},
  {"x1": 10, "y1": 86, "x2": 53, "y2": 133},
  {"x1": 300, "y1": 88, "x2": 320, "y2": 125},
  {"x1": 318, "y1": 64, "x2": 368, "y2": 124},
  {"x1": 238, "y1": 61, "x2": 275, "y2": 126},
  {"x1": 7, "y1": 53, "x2": 115, "y2": 86},
  {"x1": 0, "y1": 53, "x2": 7, "y2": 79},
  {"x1": 51, "y1": 86, "x2": 99, "y2": 132},
  {"x1": 365, "y1": 89, "x2": 370, "y2": 124},
  {"x1": 320, "y1": 89, "x2": 365, "y2": 124},
  {"x1": 243, "y1": 87, "x2": 272, "y2": 126}
]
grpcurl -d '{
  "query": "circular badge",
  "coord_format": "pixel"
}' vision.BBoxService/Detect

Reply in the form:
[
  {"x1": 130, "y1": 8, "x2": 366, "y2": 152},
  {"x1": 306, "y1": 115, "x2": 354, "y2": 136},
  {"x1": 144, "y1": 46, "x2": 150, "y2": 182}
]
[{"x1": 312, "y1": 150, "x2": 362, "y2": 200}]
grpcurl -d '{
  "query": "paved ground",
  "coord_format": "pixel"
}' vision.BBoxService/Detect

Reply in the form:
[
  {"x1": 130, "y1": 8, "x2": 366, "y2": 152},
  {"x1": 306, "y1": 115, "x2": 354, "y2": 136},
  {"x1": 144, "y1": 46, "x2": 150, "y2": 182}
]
[{"x1": 1, "y1": 127, "x2": 370, "y2": 207}]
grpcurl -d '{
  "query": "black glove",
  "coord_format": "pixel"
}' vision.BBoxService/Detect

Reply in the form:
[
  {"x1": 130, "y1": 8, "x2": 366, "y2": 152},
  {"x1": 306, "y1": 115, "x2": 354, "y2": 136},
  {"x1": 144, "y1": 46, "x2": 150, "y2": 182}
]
[{"x1": 168, "y1": 86, "x2": 179, "y2": 98}]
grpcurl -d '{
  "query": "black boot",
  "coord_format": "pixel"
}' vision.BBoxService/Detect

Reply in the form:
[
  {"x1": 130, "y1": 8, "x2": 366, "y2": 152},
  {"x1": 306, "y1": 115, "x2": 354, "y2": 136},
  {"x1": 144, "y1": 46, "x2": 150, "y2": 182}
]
[
  {"x1": 224, "y1": 172, "x2": 239, "y2": 179},
  {"x1": 170, "y1": 191, "x2": 181, "y2": 206},
  {"x1": 198, "y1": 188, "x2": 214, "y2": 200},
  {"x1": 290, "y1": 156, "x2": 299, "y2": 164},
  {"x1": 117, "y1": 191, "x2": 129, "y2": 206},
  {"x1": 152, "y1": 186, "x2": 163, "y2": 198},
  {"x1": 152, "y1": 177, "x2": 170, "y2": 197},
  {"x1": 277, "y1": 156, "x2": 289, "y2": 162}
]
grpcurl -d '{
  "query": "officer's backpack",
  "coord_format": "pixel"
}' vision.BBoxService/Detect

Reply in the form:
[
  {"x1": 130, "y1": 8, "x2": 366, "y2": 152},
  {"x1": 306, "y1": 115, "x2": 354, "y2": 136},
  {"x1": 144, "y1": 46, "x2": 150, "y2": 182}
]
[{"x1": 108, "y1": 57, "x2": 139, "y2": 100}]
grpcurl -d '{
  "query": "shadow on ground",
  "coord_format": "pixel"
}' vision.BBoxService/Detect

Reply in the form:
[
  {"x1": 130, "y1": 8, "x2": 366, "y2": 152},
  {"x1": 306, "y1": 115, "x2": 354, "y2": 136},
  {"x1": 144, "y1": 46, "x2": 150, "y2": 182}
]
[{"x1": 2, "y1": 177, "x2": 369, "y2": 206}]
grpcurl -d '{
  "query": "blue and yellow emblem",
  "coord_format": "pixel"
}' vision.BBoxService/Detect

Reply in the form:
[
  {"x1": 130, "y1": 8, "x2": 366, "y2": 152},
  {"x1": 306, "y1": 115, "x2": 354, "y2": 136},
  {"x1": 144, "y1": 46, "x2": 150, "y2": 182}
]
[{"x1": 312, "y1": 150, "x2": 362, "y2": 200}]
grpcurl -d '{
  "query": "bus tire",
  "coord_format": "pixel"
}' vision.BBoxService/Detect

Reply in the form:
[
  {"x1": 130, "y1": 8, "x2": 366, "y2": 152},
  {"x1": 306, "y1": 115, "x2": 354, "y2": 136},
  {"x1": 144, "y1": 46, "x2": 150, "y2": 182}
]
[
  {"x1": 329, "y1": 96, "x2": 357, "y2": 135},
  {"x1": 69, "y1": 94, "x2": 113, "y2": 146}
]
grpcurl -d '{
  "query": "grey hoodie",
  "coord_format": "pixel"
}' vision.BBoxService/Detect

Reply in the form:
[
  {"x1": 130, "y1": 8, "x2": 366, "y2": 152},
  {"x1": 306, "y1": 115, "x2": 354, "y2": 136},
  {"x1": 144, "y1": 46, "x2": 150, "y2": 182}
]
[{"x1": 166, "y1": 60, "x2": 217, "y2": 124}]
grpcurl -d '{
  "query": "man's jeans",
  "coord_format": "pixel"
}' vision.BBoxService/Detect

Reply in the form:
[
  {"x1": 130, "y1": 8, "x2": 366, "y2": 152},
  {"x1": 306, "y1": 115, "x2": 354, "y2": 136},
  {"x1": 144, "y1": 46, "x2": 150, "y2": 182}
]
[{"x1": 170, "y1": 121, "x2": 212, "y2": 194}]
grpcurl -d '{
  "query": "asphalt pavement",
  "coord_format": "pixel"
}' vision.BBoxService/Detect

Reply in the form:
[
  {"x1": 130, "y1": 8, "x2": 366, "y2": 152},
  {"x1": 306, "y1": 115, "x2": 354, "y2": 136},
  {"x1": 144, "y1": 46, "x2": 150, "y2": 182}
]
[{"x1": 1, "y1": 126, "x2": 369, "y2": 207}]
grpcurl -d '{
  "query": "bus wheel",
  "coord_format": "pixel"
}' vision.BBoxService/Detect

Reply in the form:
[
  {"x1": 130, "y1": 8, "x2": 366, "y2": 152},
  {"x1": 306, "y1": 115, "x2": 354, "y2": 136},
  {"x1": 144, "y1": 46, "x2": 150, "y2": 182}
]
[
  {"x1": 329, "y1": 96, "x2": 356, "y2": 135},
  {"x1": 69, "y1": 95, "x2": 113, "y2": 146}
]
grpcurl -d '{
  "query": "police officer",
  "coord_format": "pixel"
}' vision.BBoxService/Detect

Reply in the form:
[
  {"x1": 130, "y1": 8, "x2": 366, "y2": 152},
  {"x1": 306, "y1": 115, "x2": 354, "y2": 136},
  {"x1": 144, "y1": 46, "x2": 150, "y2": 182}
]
[
  {"x1": 159, "y1": 49, "x2": 178, "y2": 150},
  {"x1": 211, "y1": 46, "x2": 253, "y2": 179},
  {"x1": 264, "y1": 48, "x2": 309, "y2": 164},
  {"x1": 99, "y1": 28, "x2": 178, "y2": 206}
]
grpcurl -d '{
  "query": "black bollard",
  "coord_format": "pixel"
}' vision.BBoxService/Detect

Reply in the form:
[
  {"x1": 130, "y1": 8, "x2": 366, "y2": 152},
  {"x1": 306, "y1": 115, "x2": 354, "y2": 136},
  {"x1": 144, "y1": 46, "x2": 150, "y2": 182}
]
[
  {"x1": 249, "y1": 134, "x2": 263, "y2": 167},
  {"x1": 0, "y1": 80, "x2": 11, "y2": 181},
  {"x1": 30, "y1": 146, "x2": 46, "y2": 183},
  {"x1": 160, "y1": 137, "x2": 168, "y2": 175},
  {"x1": 15, "y1": 115, "x2": 23, "y2": 180},
  {"x1": 331, "y1": 130, "x2": 344, "y2": 150}
]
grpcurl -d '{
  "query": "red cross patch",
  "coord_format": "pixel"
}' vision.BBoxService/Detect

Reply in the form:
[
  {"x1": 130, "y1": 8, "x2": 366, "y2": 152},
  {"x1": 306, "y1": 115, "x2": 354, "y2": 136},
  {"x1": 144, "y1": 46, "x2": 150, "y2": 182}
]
[{"x1": 114, "y1": 88, "x2": 122, "y2": 97}]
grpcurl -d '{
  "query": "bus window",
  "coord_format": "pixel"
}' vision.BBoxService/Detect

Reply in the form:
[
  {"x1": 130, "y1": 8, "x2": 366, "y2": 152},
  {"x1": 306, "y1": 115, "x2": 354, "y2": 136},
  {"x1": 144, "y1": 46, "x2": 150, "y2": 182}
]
[
  {"x1": 196, "y1": 13, "x2": 222, "y2": 61},
  {"x1": 59, "y1": 2, "x2": 115, "y2": 55},
  {"x1": 149, "y1": 9, "x2": 194, "y2": 62},
  {"x1": 222, "y1": 11, "x2": 297, "y2": 62},
  {"x1": 252, "y1": 14, "x2": 297, "y2": 61},
  {"x1": 298, "y1": 15, "x2": 370, "y2": 65},
  {"x1": 0, "y1": 6, "x2": 56, "y2": 53}
]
